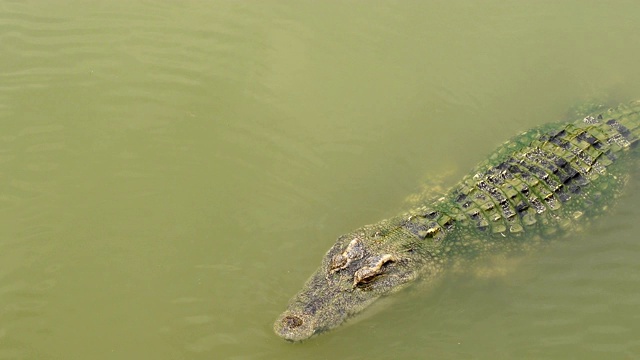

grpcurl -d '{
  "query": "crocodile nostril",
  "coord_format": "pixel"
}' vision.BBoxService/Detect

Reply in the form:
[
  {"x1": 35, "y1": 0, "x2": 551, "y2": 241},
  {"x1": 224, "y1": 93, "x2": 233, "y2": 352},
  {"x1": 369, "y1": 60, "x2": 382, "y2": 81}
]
[{"x1": 283, "y1": 315, "x2": 303, "y2": 328}]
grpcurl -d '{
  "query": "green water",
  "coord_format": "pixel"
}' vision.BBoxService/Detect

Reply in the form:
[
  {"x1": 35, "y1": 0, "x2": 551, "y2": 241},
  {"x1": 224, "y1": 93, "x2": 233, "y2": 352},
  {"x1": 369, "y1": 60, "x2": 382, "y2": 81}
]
[{"x1": 1, "y1": 1, "x2": 640, "y2": 359}]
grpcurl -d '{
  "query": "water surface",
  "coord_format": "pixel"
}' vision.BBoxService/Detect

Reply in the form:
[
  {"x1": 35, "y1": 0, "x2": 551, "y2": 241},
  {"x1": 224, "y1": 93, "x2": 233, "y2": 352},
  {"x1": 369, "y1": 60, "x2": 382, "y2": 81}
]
[{"x1": 1, "y1": 1, "x2": 639, "y2": 359}]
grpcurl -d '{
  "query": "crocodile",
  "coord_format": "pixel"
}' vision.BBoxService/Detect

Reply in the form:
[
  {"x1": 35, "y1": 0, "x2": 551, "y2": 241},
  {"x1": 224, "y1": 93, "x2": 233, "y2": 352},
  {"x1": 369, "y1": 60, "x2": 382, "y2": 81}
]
[{"x1": 274, "y1": 101, "x2": 640, "y2": 342}]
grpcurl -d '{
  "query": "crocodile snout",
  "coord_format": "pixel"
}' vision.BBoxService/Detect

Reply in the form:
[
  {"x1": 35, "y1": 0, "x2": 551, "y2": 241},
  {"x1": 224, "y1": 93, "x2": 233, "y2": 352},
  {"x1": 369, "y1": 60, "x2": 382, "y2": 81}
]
[
  {"x1": 282, "y1": 315, "x2": 303, "y2": 328},
  {"x1": 273, "y1": 311, "x2": 318, "y2": 342}
]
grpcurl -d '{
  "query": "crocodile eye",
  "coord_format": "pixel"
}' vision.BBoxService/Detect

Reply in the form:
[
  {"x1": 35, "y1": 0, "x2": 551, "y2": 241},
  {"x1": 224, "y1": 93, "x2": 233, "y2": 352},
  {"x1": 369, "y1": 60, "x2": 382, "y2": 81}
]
[
  {"x1": 353, "y1": 254, "x2": 396, "y2": 287},
  {"x1": 329, "y1": 253, "x2": 347, "y2": 271},
  {"x1": 329, "y1": 238, "x2": 364, "y2": 273}
]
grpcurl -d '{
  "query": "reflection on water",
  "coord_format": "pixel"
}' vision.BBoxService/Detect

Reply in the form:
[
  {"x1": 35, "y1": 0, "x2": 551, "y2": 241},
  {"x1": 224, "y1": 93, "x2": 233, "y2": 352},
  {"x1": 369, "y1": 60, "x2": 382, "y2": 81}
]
[{"x1": 1, "y1": 1, "x2": 639, "y2": 359}]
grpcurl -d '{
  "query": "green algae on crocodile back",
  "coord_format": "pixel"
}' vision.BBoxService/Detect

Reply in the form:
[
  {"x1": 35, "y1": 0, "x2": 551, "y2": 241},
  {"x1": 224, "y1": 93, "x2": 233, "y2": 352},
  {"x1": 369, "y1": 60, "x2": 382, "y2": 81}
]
[{"x1": 274, "y1": 101, "x2": 640, "y2": 342}]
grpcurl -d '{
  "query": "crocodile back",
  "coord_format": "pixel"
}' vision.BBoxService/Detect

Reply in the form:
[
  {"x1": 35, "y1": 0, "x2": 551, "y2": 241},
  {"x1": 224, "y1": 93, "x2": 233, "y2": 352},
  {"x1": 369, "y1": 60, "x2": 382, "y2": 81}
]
[{"x1": 437, "y1": 101, "x2": 639, "y2": 245}]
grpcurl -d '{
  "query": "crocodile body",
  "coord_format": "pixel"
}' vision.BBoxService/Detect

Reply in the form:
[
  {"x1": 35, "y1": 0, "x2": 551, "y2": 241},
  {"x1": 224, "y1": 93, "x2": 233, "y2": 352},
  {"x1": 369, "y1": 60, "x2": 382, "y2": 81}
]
[{"x1": 274, "y1": 101, "x2": 640, "y2": 342}]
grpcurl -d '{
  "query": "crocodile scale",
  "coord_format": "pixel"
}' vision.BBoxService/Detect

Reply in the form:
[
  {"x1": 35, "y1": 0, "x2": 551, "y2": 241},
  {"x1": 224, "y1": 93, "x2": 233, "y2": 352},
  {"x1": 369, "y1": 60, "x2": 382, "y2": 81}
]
[{"x1": 403, "y1": 106, "x2": 639, "y2": 248}]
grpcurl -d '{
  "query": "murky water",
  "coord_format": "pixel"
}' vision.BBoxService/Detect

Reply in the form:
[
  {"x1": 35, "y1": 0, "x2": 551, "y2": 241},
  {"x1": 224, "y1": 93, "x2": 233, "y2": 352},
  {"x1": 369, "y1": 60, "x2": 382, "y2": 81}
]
[{"x1": 1, "y1": 1, "x2": 639, "y2": 359}]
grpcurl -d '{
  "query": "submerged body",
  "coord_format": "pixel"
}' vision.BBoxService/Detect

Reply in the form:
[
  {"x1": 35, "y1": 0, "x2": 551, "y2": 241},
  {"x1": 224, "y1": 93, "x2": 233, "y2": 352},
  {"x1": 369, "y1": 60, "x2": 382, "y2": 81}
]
[{"x1": 274, "y1": 101, "x2": 640, "y2": 342}]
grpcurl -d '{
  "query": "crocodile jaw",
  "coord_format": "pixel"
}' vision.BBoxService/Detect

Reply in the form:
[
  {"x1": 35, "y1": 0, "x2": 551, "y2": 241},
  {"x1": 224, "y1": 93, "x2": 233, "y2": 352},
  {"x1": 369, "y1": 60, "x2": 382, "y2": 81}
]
[{"x1": 273, "y1": 267, "x2": 380, "y2": 342}]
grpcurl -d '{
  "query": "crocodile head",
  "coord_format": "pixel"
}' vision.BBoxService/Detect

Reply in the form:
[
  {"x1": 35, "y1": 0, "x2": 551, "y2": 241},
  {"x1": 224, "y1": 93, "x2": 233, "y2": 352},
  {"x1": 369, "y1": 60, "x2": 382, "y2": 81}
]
[{"x1": 274, "y1": 220, "x2": 440, "y2": 341}]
